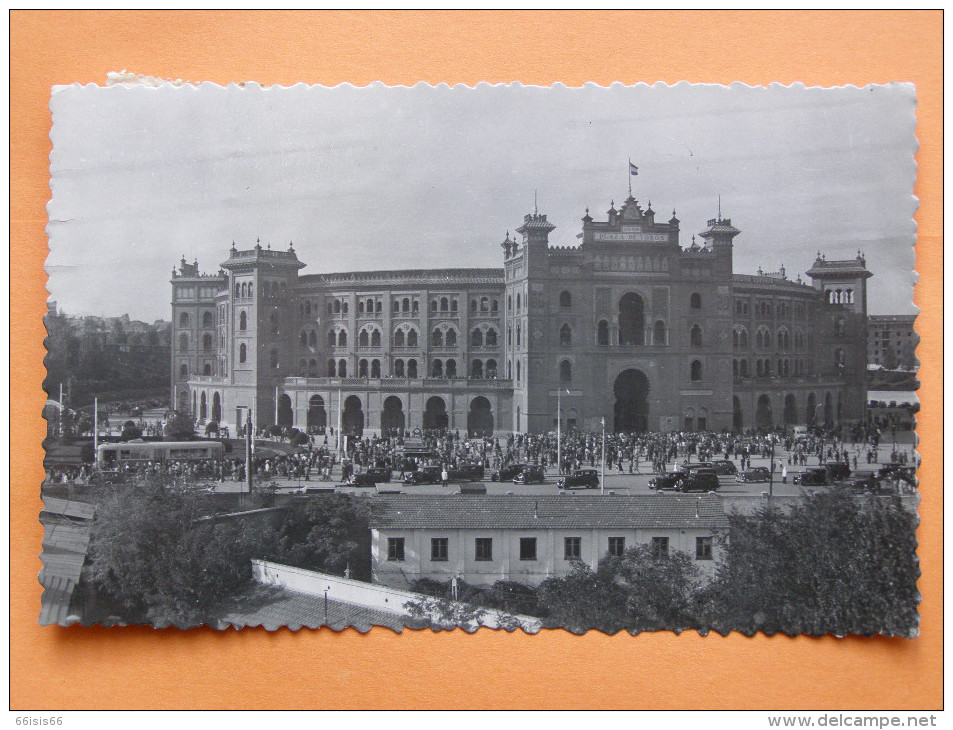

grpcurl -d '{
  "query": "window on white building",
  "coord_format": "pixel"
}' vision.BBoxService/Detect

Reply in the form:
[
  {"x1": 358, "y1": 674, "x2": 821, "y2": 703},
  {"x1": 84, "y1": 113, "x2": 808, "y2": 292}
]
[
  {"x1": 696, "y1": 536, "x2": 713, "y2": 561},
  {"x1": 387, "y1": 537, "x2": 405, "y2": 562},
  {"x1": 431, "y1": 538, "x2": 448, "y2": 562},
  {"x1": 564, "y1": 537, "x2": 581, "y2": 560},
  {"x1": 519, "y1": 537, "x2": 537, "y2": 561}
]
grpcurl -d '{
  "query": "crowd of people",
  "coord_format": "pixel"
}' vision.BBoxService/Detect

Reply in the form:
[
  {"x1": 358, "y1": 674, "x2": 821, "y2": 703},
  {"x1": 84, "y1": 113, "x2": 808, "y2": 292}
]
[{"x1": 44, "y1": 421, "x2": 917, "y2": 488}]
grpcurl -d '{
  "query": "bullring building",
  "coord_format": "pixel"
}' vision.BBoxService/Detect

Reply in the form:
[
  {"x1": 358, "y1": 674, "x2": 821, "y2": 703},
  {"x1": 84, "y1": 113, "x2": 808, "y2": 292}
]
[{"x1": 171, "y1": 184, "x2": 870, "y2": 437}]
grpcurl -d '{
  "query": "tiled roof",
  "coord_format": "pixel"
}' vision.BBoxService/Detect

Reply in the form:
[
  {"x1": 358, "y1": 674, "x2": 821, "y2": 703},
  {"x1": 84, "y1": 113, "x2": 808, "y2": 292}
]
[
  {"x1": 369, "y1": 494, "x2": 728, "y2": 531},
  {"x1": 298, "y1": 268, "x2": 504, "y2": 289},
  {"x1": 218, "y1": 583, "x2": 429, "y2": 632}
]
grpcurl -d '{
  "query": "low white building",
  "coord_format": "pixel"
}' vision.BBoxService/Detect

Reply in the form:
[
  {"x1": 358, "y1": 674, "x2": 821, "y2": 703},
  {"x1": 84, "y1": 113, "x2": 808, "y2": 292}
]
[{"x1": 370, "y1": 493, "x2": 729, "y2": 589}]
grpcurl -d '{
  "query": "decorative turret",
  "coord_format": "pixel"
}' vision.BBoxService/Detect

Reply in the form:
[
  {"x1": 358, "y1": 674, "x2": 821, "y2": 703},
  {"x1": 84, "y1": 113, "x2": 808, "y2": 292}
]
[
  {"x1": 516, "y1": 211, "x2": 556, "y2": 247},
  {"x1": 698, "y1": 215, "x2": 741, "y2": 247},
  {"x1": 500, "y1": 230, "x2": 515, "y2": 258}
]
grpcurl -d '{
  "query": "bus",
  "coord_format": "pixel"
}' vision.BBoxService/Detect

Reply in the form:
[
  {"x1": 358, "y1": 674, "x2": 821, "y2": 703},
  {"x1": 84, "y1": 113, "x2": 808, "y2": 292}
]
[{"x1": 96, "y1": 440, "x2": 224, "y2": 468}]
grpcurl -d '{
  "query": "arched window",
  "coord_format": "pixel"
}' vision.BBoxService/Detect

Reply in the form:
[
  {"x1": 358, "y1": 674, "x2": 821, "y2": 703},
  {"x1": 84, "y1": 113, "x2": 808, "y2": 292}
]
[
  {"x1": 239, "y1": 311, "x2": 247, "y2": 331},
  {"x1": 446, "y1": 328, "x2": 457, "y2": 347},
  {"x1": 235, "y1": 283, "x2": 241, "y2": 298},
  {"x1": 733, "y1": 359, "x2": 738, "y2": 378},
  {"x1": 480, "y1": 297, "x2": 488, "y2": 313},
  {"x1": 402, "y1": 298, "x2": 410, "y2": 313},
  {"x1": 394, "y1": 329, "x2": 405, "y2": 347},
  {"x1": 241, "y1": 283, "x2": 247, "y2": 298},
  {"x1": 507, "y1": 360, "x2": 512, "y2": 379},
  {"x1": 203, "y1": 363, "x2": 211, "y2": 376},
  {"x1": 508, "y1": 326, "x2": 513, "y2": 346},
  {"x1": 654, "y1": 320, "x2": 666, "y2": 346},
  {"x1": 516, "y1": 293, "x2": 521, "y2": 310},
  {"x1": 371, "y1": 330, "x2": 381, "y2": 347},
  {"x1": 270, "y1": 349, "x2": 279, "y2": 370},
  {"x1": 431, "y1": 300, "x2": 438, "y2": 313},
  {"x1": 359, "y1": 359, "x2": 368, "y2": 377},
  {"x1": 301, "y1": 331, "x2": 308, "y2": 347},
  {"x1": 270, "y1": 312, "x2": 279, "y2": 335},
  {"x1": 338, "y1": 330, "x2": 347, "y2": 347},
  {"x1": 309, "y1": 330, "x2": 317, "y2": 347},
  {"x1": 516, "y1": 360, "x2": 521, "y2": 382},
  {"x1": 366, "y1": 298, "x2": 374, "y2": 313},
  {"x1": 376, "y1": 301, "x2": 382, "y2": 313},
  {"x1": 690, "y1": 324, "x2": 703, "y2": 347},
  {"x1": 328, "y1": 330, "x2": 336, "y2": 348},
  {"x1": 248, "y1": 283, "x2": 253, "y2": 297},
  {"x1": 411, "y1": 300, "x2": 418, "y2": 314},
  {"x1": 359, "y1": 300, "x2": 365, "y2": 314},
  {"x1": 342, "y1": 302, "x2": 349, "y2": 314},
  {"x1": 471, "y1": 329, "x2": 484, "y2": 347},
  {"x1": 338, "y1": 359, "x2": 347, "y2": 377},
  {"x1": 691, "y1": 360, "x2": 702, "y2": 381},
  {"x1": 516, "y1": 325, "x2": 521, "y2": 347},
  {"x1": 560, "y1": 291, "x2": 572, "y2": 308},
  {"x1": 740, "y1": 359, "x2": 749, "y2": 378},
  {"x1": 359, "y1": 330, "x2": 369, "y2": 347},
  {"x1": 690, "y1": 292, "x2": 702, "y2": 309},
  {"x1": 446, "y1": 359, "x2": 457, "y2": 378},
  {"x1": 485, "y1": 328, "x2": 497, "y2": 347},
  {"x1": 333, "y1": 300, "x2": 341, "y2": 314},
  {"x1": 239, "y1": 343, "x2": 247, "y2": 363},
  {"x1": 180, "y1": 363, "x2": 188, "y2": 379},
  {"x1": 559, "y1": 360, "x2": 572, "y2": 383},
  {"x1": 371, "y1": 359, "x2": 381, "y2": 378},
  {"x1": 619, "y1": 293, "x2": 645, "y2": 346},
  {"x1": 559, "y1": 324, "x2": 572, "y2": 346},
  {"x1": 392, "y1": 299, "x2": 399, "y2": 314},
  {"x1": 393, "y1": 359, "x2": 404, "y2": 377},
  {"x1": 597, "y1": 320, "x2": 609, "y2": 346},
  {"x1": 491, "y1": 300, "x2": 498, "y2": 313},
  {"x1": 485, "y1": 359, "x2": 496, "y2": 378},
  {"x1": 756, "y1": 359, "x2": 763, "y2": 378},
  {"x1": 203, "y1": 333, "x2": 213, "y2": 353},
  {"x1": 440, "y1": 297, "x2": 449, "y2": 312},
  {"x1": 407, "y1": 359, "x2": 417, "y2": 378},
  {"x1": 471, "y1": 299, "x2": 478, "y2": 313},
  {"x1": 308, "y1": 359, "x2": 317, "y2": 377},
  {"x1": 471, "y1": 360, "x2": 483, "y2": 379},
  {"x1": 178, "y1": 333, "x2": 189, "y2": 352},
  {"x1": 508, "y1": 295, "x2": 512, "y2": 311},
  {"x1": 432, "y1": 329, "x2": 443, "y2": 347},
  {"x1": 327, "y1": 359, "x2": 336, "y2": 377},
  {"x1": 431, "y1": 359, "x2": 443, "y2": 378},
  {"x1": 407, "y1": 329, "x2": 418, "y2": 348},
  {"x1": 202, "y1": 311, "x2": 213, "y2": 328}
]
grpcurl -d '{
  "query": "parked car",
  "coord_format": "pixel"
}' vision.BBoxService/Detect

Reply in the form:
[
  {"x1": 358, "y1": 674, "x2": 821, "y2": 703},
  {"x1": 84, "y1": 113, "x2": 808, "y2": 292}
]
[
  {"x1": 794, "y1": 467, "x2": 829, "y2": 486},
  {"x1": 838, "y1": 471, "x2": 884, "y2": 494},
  {"x1": 824, "y1": 462, "x2": 852, "y2": 481},
  {"x1": 709, "y1": 459, "x2": 738, "y2": 475},
  {"x1": 492, "y1": 463, "x2": 528, "y2": 482},
  {"x1": 676, "y1": 469, "x2": 720, "y2": 492},
  {"x1": 450, "y1": 463, "x2": 485, "y2": 482},
  {"x1": 351, "y1": 467, "x2": 392, "y2": 486},
  {"x1": 737, "y1": 466, "x2": 771, "y2": 483},
  {"x1": 557, "y1": 469, "x2": 600, "y2": 490},
  {"x1": 403, "y1": 466, "x2": 443, "y2": 485},
  {"x1": 514, "y1": 465, "x2": 545, "y2": 484},
  {"x1": 648, "y1": 473, "x2": 683, "y2": 491}
]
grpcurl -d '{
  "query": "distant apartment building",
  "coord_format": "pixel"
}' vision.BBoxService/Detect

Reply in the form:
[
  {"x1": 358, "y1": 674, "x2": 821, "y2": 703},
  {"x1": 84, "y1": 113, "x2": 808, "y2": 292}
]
[
  {"x1": 369, "y1": 494, "x2": 729, "y2": 589},
  {"x1": 867, "y1": 315, "x2": 918, "y2": 370}
]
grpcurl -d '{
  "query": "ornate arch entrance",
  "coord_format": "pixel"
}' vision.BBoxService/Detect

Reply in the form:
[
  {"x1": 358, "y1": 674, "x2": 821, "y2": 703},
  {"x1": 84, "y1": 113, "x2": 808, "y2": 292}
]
[
  {"x1": 307, "y1": 395, "x2": 327, "y2": 429},
  {"x1": 382, "y1": 396, "x2": 405, "y2": 435},
  {"x1": 277, "y1": 394, "x2": 294, "y2": 427},
  {"x1": 423, "y1": 396, "x2": 449, "y2": 431},
  {"x1": 342, "y1": 395, "x2": 364, "y2": 436},
  {"x1": 613, "y1": 369, "x2": 650, "y2": 432},
  {"x1": 467, "y1": 396, "x2": 494, "y2": 436}
]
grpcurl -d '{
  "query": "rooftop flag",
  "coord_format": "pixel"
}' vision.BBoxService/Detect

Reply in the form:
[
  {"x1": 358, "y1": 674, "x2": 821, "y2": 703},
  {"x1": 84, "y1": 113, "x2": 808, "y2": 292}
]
[{"x1": 629, "y1": 162, "x2": 639, "y2": 176}]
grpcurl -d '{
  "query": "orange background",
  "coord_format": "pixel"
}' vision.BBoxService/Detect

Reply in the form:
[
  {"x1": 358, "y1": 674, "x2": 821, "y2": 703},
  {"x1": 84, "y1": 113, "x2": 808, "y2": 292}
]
[{"x1": 11, "y1": 10, "x2": 942, "y2": 710}]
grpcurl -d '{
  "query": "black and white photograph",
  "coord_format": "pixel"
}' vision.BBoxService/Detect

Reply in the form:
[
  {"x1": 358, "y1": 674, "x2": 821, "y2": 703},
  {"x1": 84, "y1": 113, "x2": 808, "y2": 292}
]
[{"x1": 42, "y1": 80, "x2": 920, "y2": 636}]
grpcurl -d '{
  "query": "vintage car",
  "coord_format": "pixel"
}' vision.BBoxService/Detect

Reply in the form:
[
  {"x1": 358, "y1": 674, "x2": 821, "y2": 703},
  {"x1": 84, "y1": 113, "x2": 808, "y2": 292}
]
[
  {"x1": 678, "y1": 461, "x2": 713, "y2": 474},
  {"x1": 450, "y1": 463, "x2": 486, "y2": 482},
  {"x1": 491, "y1": 463, "x2": 528, "y2": 482},
  {"x1": 709, "y1": 459, "x2": 738, "y2": 475},
  {"x1": 838, "y1": 471, "x2": 884, "y2": 494},
  {"x1": 350, "y1": 467, "x2": 392, "y2": 486},
  {"x1": 556, "y1": 469, "x2": 600, "y2": 490},
  {"x1": 648, "y1": 473, "x2": 684, "y2": 491},
  {"x1": 794, "y1": 467, "x2": 829, "y2": 486},
  {"x1": 513, "y1": 465, "x2": 545, "y2": 484},
  {"x1": 402, "y1": 466, "x2": 443, "y2": 485},
  {"x1": 676, "y1": 469, "x2": 720, "y2": 492},
  {"x1": 737, "y1": 466, "x2": 771, "y2": 483},
  {"x1": 824, "y1": 462, "x2": 852, "y2": 481}
]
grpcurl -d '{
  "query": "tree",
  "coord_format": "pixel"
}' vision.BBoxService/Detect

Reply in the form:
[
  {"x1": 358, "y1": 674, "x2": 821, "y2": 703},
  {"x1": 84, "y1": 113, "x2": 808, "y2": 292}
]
[
  {"x1": 707, "y1": 491, "x2": 920, "y2": 637},
  {"x1": 121, "y1": 420, "x2": 143, "y2": 440},
  {"x1": 266, "y1": 495, "x2": 372, "y2": 580},
  {"x1": 85, "y1": 477, "x2": 271, "y2": 627},
  {"x1": 164, "y1": 411, "x2": 195, "y2": 440}
]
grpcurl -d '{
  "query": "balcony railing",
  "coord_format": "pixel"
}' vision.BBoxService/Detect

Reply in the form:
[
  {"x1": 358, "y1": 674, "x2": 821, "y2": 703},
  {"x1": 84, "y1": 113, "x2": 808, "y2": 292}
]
[{"x1": 283, "y1": 376, "x2": 513, "y2": 391}]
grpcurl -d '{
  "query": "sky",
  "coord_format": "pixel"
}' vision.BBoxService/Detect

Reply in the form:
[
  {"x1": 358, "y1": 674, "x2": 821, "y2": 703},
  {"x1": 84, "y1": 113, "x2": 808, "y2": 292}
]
[{"x1": 46, "y1": 81, "x2": 918, "y2": 321}]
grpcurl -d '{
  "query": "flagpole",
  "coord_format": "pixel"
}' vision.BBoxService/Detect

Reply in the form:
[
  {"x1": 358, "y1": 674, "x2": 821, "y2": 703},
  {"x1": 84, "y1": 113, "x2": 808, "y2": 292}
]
[
  {"x1": 556, "y1": 390, "x2": 561, "y2": 477},
  {"x1": 628, "y1": 158, "x2": 632, "y2": 198},
  {"x1": 601, "y1": 416, "x2": 606, "y2": 495}
]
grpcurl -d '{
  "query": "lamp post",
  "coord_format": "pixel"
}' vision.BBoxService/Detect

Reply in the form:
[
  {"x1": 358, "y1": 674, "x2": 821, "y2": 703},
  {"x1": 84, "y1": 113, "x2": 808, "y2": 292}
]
[
  {"x1": 767, "y1": 434, "x2": 776, "y2": 502},
  {"x1": 237, "y1": 405, "x2": 253, "y2": 495}
]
